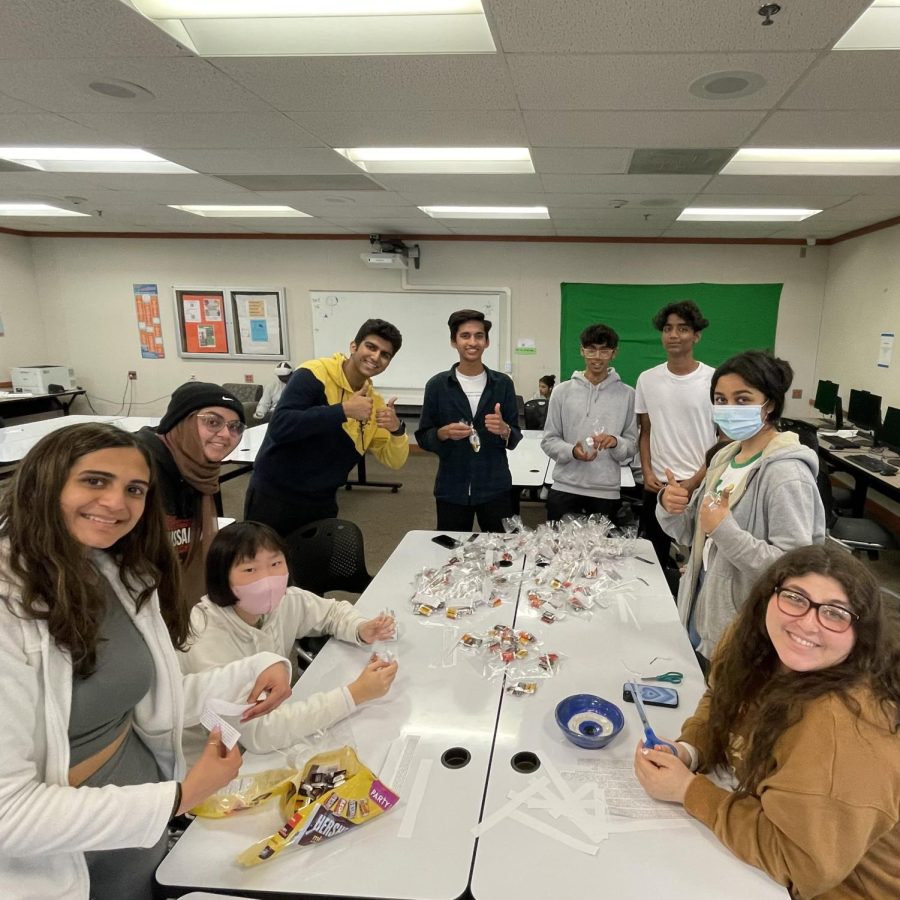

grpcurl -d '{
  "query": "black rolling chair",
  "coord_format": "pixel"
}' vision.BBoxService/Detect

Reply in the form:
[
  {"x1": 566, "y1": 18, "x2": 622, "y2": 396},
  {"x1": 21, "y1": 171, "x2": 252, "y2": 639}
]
[
  {"x1": 284, "y1": 518, "x2": 374, "y2": 665},
  {"x1": 515, "y1": 394, "x2": 526, "y2": 429},
  {"x1": 781, "y1": 420, "x2": 896, "y2": 559},
  {"x1": 524, "y1": 398, "x2": 548, "y2": 430}
]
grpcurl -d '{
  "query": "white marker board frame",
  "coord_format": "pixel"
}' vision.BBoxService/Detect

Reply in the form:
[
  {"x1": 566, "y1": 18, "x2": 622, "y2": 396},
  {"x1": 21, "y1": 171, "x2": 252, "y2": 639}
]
[{"x1": 310, "y1": 291, "x2": 505, "y2": 404}]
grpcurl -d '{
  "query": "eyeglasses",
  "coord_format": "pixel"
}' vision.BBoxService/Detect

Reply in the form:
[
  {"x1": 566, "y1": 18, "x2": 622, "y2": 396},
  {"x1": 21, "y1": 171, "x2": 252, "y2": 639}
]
[
  {"x1": 195, "y1": 412, "x2": 246, "y2": 437},
  {"x1": 582, "y1": 347, "x2": 615, "y2": 359},
  {"x1": 774, "y1": 586, "x2": 858, "y2": 633}
]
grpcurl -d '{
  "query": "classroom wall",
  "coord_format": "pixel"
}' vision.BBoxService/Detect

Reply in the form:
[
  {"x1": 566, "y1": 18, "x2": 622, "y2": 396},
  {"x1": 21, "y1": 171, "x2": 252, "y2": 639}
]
[
  {"x1": 22, "y1": 236, "x2": 830, "y2": 417},
  {"x1": 817, "y1": 224, "x2": 900, "y2": 413},
  {"x1": 0, "y1": 233, "x2": 51, "y2": 380}
]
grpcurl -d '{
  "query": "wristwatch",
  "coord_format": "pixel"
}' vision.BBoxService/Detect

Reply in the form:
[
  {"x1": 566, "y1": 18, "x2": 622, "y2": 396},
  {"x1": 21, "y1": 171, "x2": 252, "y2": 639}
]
[{"x1": 390, "y1": 421, "x2": 407, "y2": 436}]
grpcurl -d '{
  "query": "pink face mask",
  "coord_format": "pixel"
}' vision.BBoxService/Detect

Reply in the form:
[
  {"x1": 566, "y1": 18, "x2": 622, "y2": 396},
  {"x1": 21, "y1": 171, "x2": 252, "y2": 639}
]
[{"x1": 232, "y1": 574, "x2": 289, "y2": 617}]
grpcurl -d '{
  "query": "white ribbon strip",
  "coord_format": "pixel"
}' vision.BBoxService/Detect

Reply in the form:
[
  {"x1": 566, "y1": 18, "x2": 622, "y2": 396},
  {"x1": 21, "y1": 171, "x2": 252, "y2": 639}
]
[{"x1": 397, "y1": 759, "x2": 433, "y2": 839}]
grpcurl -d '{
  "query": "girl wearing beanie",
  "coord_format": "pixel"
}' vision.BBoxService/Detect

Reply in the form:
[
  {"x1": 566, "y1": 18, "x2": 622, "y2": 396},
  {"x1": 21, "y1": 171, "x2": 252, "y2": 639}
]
[{"x1": 136, "y1": 382, "x2": 246, "y2": 609}]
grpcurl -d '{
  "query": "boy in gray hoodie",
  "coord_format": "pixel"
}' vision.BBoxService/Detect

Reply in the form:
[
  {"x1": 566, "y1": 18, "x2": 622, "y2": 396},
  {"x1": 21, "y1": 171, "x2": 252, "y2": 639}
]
[{"x1": 541, "y1": 324, "x2": 637, "y2": 522}]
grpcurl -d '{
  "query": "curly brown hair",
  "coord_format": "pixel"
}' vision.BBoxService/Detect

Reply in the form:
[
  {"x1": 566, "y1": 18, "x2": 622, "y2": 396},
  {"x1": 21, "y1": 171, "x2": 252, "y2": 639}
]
[
  {"x1": 0, "y1": 423, "x2": 186, "y2": 676},
  {"x1": 704, "y1": 544, "x2": 899, "y2": 793}
]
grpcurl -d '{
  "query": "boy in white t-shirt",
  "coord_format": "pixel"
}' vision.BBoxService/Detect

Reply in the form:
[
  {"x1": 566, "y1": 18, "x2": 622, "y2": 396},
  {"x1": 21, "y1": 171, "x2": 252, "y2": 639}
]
[{"x1": 635, "y1": 301, "x2": 716, "y2": 569}]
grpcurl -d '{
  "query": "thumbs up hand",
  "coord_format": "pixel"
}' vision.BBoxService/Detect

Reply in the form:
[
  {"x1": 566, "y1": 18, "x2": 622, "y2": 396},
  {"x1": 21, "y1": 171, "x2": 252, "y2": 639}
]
[
  {"x1": 660, "y1": 468, "x2": 691, "y2": 515},
  {"x1": 343, "y1": 383, "x2": 373, "y2": 422},
  {"x1": 375, "y1": 396, "x2": 401, "y2": 432},
  {"x1": 484, "y1": 402, "x2": 511, "y2": 439}
]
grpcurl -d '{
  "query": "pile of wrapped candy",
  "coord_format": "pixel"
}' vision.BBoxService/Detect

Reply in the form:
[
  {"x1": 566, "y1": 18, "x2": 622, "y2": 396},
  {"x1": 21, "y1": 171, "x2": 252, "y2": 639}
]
[{"x1": 458, "y1": 622, "x2": 561, "y2": 696}]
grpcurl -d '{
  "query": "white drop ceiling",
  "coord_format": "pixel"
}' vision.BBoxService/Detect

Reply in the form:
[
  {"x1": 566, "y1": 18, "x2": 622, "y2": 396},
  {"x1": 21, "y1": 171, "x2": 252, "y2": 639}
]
[{"x1": 0, "y1": 0, "x2": 896, "y2": 241}]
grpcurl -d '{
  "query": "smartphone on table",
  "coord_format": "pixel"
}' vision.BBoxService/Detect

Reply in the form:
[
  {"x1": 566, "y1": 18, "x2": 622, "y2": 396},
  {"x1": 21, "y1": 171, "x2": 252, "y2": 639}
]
[
  {"x1": 431, "y1": 534, "x2": 462, "y2": 549},
  {"x1": 622, "y1": 683, "x2": 679, "y2": 708}
]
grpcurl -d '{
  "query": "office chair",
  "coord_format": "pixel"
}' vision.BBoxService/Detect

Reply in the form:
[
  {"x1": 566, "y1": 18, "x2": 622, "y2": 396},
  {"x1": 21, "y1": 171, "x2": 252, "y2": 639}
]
[
  {"x1": 284, "y1": 518, "x2": 374, "y2": 665},
  {"x1": 780, "y1": 418, "x2": 852, "y2": 512},
  {"x1": 515, "y1": 394, "x2": 526, "y2": 429},
  {"x1": 222, "y1": 382, "x2": 263, "y2": 423},
  {"x1": 780, "y1": 419, "x2": 896, "y2": 558},
  {"x1": 524, "y1": 398, "x2": 548, "y2": 430}
]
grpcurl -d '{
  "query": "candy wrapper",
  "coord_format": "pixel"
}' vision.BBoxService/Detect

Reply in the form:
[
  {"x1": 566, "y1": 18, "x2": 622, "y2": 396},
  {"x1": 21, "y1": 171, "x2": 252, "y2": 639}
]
[
  {"x1": 237, "y1": 747, "x2": 399, "y2": 867},
  {"x1": 191, "y1": 767, "x2": 296, "y2": 819}
]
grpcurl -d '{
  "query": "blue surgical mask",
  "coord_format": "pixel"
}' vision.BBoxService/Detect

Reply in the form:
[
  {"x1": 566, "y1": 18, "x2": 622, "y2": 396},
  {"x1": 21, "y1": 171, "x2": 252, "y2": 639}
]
[{"x1": 712, "y1": 404, "x2": 766, "y2": 441}]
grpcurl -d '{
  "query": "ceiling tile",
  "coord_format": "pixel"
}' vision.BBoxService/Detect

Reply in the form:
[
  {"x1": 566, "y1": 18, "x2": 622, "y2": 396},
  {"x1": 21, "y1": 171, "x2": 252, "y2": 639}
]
[
  {"x1": 153, "y1": 148, "x2": 357, "y2": 176},
  {"x1": 0, "y1": 0, "x2": 191, "y2": 60},
  {"x1": 523, "y1": 110, "x2": 764, "y2": 147},
  {"x1": 0, "y1": 58, "x2": 269, "y2": 113},
  {"x1": 0, "y1": 113, "x2": 110, "y2": 144},
  {"x1": 782, "y1": 51, "x2": 900, "y2": 110},
  {"x1": 507, "y1": 52, "x2": 817, "y2": 111},
  {"x1": 213, "y1": 56, "x2": 518, "y2": 111},
  {"x1": 488, "y1": 0, "x2": 871, "y2": 53},
  {"x1": 283, "y1": 109, "x2": 527, "y2": 148},
  {"x1": 68, "y1": 112, "x2": 325, "y2": 149},
  {"x1": 531, "y1": 148, "x2": 631, "y2": 174},
  {"x1": 373, "y1": 173, "x2": 543, "y2": 195},
  {"x1": 747, "y1": 110, "x2": 900, "y2": 147},
  {"x1": 541, "y1": 173, "x2": 710, "y2": 194}
]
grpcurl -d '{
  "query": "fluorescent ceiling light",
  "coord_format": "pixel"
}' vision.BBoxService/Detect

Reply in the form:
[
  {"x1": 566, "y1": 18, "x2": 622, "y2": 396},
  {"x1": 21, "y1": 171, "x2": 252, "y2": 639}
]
[
  {"x1": 835, "y1": 1, "x2": 900, "y2": 50},
  {"x1": 678, "y1": 207, "x2": 821, "y2": 222},
  {"x1": 133, "y1": 1, "x2": 482, "y2": 15},
  {"x1": 419, "y1": 205, "x2": 549, "y2": 219},
  {"x1": 0, "y1": 146, "x2": 195, "y2": 174},
  {"x1": 722, "y1": 148, "x2": 900, "y2": 176},
  {"x1": 169, "y1": 205, "x2": 312, "y2": 218},
  {"x1": 0, "y1": 203, "x2": 91, "y2": 217},
  {"x1": 335, "y1": 147, "x2": 533, "y2": 174},
  {"x1": 120, "y1": 0, "x2": 495, "y2": 56}
]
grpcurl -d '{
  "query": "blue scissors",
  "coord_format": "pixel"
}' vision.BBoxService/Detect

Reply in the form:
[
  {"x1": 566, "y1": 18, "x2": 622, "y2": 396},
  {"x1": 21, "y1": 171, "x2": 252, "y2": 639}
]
[
  {"x1": 640, "y1": 671, "x2": 683, "y2": 684},
  {"x1": 628, "y1": 682, "x2": 679, "y2": 754}
]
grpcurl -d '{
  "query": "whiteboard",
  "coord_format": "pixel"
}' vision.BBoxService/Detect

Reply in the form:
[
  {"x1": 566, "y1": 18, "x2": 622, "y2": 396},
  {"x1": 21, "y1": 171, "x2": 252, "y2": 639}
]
[{"x1": 310, "y1": 291, "x2": 503, "y2": 403}]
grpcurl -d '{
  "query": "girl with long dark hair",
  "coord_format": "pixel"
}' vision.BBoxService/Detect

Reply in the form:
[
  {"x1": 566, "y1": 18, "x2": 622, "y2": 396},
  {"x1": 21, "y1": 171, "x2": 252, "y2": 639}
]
[
  {"x1": 635, "y1": 545, "x2": 900, "y2": 898},
  {"x1": 0, "y1": 424, "x2": 291, "y2": 900}
]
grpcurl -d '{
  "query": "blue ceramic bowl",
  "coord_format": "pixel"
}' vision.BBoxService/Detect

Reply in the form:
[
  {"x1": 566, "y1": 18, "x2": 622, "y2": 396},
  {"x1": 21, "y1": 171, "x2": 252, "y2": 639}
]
[{"x1": 555, "y1": 694, "x2": 625, "y2": 750}]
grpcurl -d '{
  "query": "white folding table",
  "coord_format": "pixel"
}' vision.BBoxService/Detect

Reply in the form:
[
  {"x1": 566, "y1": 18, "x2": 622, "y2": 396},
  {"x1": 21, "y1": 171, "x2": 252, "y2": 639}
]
[
  {"x1": 0, "y1": 415, "x2": 159, "y2": 464},
  {"x1": 158, "y1": 532, "x2": 787, "y2": 900},
  {"x1": 157, "y1": 531, "x2": 522, "y2": 899},
  {"x1": 471, "y1": 551, "x2": 786, "y2": 899}
]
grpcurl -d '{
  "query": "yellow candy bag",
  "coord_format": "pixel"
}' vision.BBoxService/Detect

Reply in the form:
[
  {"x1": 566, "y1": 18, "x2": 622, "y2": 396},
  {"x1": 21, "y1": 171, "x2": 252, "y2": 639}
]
[{"x1": 237, "y1": 746, "x2": 399, "y2": 867}]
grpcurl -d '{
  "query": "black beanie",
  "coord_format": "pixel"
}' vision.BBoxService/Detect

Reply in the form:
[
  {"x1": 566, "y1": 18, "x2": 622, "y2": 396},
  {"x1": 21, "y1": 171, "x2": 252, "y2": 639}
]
[{"x1": 157, "y1": 382, "x2": 245, "y2": 434}]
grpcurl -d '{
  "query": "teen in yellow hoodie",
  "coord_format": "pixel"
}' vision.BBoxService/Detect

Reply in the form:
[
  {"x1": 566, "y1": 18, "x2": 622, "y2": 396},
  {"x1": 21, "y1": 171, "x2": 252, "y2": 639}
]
[{"x1": 246, "y1": 319, "x2": 409, "y2": 536}]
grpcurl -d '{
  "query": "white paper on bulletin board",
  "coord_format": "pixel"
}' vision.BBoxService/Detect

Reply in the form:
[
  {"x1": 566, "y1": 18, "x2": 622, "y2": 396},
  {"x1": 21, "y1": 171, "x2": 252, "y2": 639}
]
[
  {"x1": 877, "y1": 333, "x2": 894, "y2": 368},
  {"x1": 232, "y1": 291, "x2": 283, "y2": 355}
]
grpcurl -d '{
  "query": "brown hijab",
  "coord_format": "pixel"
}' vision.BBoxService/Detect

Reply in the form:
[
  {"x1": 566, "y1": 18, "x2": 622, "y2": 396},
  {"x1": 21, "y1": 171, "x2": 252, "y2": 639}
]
[{"x1": 159, "y1": 414, "x2": 221, "y2": 606}]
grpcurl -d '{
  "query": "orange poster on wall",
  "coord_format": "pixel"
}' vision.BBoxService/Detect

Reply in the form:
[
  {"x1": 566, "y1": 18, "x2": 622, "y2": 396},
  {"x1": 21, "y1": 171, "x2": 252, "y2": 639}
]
[
  {"x1": 133, "y1": 283, "x2": 165, "y2": 359},
  {"x1": 179, "y1": 291, "x2": 228, "y2": 354}
]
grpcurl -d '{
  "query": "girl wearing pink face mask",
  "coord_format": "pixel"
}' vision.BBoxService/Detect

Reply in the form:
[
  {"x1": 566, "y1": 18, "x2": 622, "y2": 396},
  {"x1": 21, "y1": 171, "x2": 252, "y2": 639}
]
[{"x1": 178, "y1": 522, "x2": 398, "y2": 764}]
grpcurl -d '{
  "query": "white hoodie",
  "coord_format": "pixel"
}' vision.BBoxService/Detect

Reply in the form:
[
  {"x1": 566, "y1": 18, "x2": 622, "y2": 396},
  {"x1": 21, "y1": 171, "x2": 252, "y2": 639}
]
[{"x1": 180, "y1": 587, "x2": 368, "y2": 763}]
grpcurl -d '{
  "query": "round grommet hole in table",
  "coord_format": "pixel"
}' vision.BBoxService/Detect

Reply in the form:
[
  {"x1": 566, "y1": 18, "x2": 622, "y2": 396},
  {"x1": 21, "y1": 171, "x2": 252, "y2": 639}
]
[
  {"x1": 511, "y1": 750, "x2": 541, "y2": 773},
  {"x1": 441, "y1": 746, "x2": 471, "y2": 769}
]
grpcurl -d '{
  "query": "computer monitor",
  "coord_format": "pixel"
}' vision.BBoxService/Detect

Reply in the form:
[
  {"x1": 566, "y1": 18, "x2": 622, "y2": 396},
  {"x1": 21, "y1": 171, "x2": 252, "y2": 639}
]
[
  {"x1": 880, "y1": 406, "x2": 900, "y2": 455},
  {"x1": 813, "y1": 379, "x2": 839, "y2": 416},
  {"x1": 847, "y1": 389, "x2": 882, "y2": 435}
]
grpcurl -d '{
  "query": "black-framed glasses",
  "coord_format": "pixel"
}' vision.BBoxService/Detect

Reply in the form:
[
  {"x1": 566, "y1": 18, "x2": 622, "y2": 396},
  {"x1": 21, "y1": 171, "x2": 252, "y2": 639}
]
[
  {"x1": 774, "y1": 586, "x2": 858, "y2": 633},
  {"x1": 195, "y1": 412, "x2": 246, "y2": 436}
]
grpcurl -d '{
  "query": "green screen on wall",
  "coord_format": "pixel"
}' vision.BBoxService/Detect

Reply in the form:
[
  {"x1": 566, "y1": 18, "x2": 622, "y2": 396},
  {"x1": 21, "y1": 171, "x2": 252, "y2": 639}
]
[{"x1": 560, "y1": 282, "x2": 782, "y2": 387}]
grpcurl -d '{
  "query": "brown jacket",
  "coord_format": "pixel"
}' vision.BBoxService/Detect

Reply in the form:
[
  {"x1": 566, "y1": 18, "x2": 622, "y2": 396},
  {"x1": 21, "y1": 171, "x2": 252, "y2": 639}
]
[{"x1": 680, "y1": 687, "x2": 899, "y2": 899}]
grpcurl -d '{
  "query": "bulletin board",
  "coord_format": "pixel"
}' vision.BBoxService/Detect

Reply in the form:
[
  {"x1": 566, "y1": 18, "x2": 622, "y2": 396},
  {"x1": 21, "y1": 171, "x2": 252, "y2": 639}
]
[
  {"x1": 174, "y1": 286, "x2": 289, "y2": 361},
  {"x1": 559, "y1": 282, "x2": 782, "y2": 387}
]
